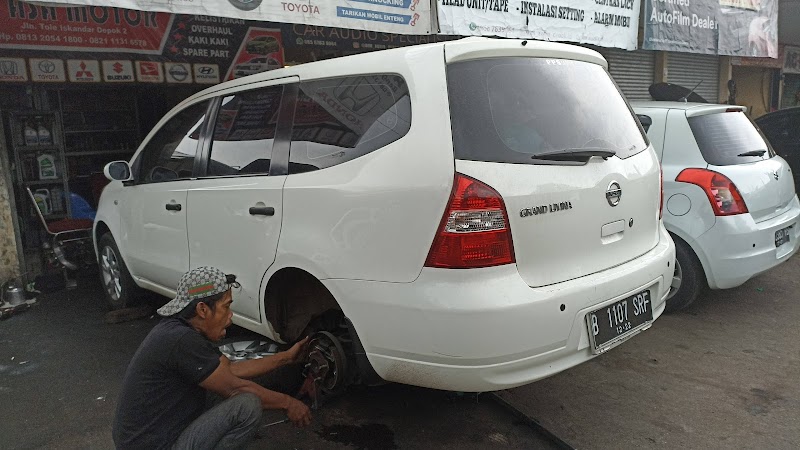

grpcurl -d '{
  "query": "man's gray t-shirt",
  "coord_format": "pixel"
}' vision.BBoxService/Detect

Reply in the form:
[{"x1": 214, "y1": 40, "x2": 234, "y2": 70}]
[{"x1": 113, "y1": 318, "x2": 221, "y2": 449}]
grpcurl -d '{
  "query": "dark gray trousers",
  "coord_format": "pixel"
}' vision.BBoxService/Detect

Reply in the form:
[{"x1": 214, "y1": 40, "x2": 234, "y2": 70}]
[{"x1": 172, "y1": 393, "x2": 262, "y2": 450}]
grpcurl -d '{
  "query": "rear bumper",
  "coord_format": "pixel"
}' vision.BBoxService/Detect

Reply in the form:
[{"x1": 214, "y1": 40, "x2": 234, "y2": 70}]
[
  {"x1": 695, "y1": 196, "x2": 800, "y2": 289},
  {"x1": 325, "y1": 226, "x2": 675, "y2": 392}
]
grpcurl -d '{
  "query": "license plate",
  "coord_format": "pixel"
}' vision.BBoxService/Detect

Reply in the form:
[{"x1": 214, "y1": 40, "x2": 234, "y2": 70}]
[
  {"x1": 586, "y1": 289, "x2": 653, "y2": 354},
  {"x1": 775, "y1": 226, "x2": 792, "y2": 248}
]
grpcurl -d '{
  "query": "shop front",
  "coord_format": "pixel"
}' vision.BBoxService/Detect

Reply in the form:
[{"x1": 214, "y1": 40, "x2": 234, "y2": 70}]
[
  {"x1": 781, "y1": 46, "x2": 800, "y2": 109},
  {"x1": 730, "y1": 53, "x2": 782, "y2": 118}
]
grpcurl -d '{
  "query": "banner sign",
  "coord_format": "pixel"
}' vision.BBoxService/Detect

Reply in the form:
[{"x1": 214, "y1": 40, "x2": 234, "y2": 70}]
[
  {"x1": 436, "y1": 0, "x2": 641, "y2": 50},
  {"x1": 24, "y1": 0, "x2": 432, "y2": 35},
  {"x1": 642, "y1": 0, "x2": 778, "y2": 57},
  {"x1": 784, "y1": 47, "x2": 800, "y2": 75},
  {"x1": 284, "y1": 23, "x2": 459, "y2": 51}
]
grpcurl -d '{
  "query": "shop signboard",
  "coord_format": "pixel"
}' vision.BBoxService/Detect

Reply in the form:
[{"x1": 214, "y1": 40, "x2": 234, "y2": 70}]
[
  {"x1": 67, "y1": 59, "x2": 101, "y2": 82},
  {"x1": 284, "y1": 23, "x2": 459, "y2": 52},
  {"x1": 784, "y1": 46, "x2": 800, "y2": 75},
  {"x1": 25, "y1": 0, "x2": 432, "y2": 35},
  {"x1": 225, "y1": 28, "x2": 285, "y2": 80},
  {"x1": 642, "y1": 0, "x2": 778, "y2": 57},
  {"x1": 0, "y1": 57, "x2": 27, "y2": 82},
  {"x1": 436, "y1": 0, "x2": 641, "y2": 50}
]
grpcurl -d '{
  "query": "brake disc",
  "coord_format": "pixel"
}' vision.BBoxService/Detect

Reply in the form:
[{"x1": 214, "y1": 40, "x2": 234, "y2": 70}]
[{"x1": 306, "y1": 330, "x2": 348, "y2": 393}]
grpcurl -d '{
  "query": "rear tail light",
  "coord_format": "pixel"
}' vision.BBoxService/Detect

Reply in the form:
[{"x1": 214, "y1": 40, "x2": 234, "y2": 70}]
[
  {"x1": 425, "y1": 173, "x2": 515, "y2": 269},
  {"x1": 675, "y1": 168, "x2": 748, "y2": 216},
  {"x1": 659, "y1": 166, "x2": 664, "y2": 220}
]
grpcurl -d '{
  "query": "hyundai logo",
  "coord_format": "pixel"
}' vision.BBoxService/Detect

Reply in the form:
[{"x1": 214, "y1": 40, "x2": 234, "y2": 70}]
[{"x1": 606, "y1": 181, "x2": 622, "y2": 207}]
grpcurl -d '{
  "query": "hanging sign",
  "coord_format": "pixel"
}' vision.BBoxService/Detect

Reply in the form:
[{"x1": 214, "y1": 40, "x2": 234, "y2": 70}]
[
  {"x1": 642, "y1": 0, "x2": 778, "y2": 57},
  {"x1": 23, "y1": 0, "x2": 432, "y2": 35},
  {"x1": 436, "y1": 0, "x2": 641, "y2": 50}
]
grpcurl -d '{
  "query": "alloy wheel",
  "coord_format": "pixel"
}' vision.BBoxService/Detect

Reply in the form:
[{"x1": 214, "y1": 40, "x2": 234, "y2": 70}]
[
  {"x1": 100, "y1": 246, "x2": 122, "y2": 302},
  {"x1": 667, "y1": 258, "x2": 683, "y2": 300}
]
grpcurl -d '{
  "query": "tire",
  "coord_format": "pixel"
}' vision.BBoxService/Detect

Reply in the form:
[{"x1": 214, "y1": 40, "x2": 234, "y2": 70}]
[
  {"x1": 97, "y1": 233, "x2": 141, "y2": 310},
  {"x1": 665, "y1": 237, "x2": 706, "y2": 313}
]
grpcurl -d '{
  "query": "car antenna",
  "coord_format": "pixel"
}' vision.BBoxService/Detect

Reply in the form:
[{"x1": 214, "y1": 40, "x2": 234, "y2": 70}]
[{"x1": 679, "y1": 80, "x2": 703, "y2": 103}]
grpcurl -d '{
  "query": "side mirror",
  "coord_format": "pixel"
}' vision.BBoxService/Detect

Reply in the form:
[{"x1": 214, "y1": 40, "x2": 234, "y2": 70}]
[
  {"x1": 637, "y1": 114, "x2": 652, "y2": 133},
  {"x1": 104, "y1": 161, "x2": 132, "y2": 182}
]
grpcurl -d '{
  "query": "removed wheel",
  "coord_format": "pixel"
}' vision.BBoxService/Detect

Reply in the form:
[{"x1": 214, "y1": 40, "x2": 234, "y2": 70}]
[
  {"x1": 665, "y1": 237, "x2": 706, "y2": 313},
  {"x1": 98, "y1": 233, "x2": 142, "y2": 310}
]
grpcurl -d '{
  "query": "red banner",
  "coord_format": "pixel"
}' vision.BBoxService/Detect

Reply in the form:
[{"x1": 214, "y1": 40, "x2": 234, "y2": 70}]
[{"x1": 0, "y1": 0, "x2": 172, "y2": 54}]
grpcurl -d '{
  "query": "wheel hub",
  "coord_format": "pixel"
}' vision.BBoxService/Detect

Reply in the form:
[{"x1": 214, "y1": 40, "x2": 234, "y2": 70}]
[{"x1": 304, "y1": 331, "x2": 348, "y2": 393}]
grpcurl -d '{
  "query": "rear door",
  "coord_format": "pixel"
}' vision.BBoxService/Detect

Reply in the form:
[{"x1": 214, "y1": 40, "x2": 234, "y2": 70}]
[
  {"x1": 446, "y1": 57, "x2": 661, "y2": 288},
  {"x1": 687, "y1": 110, "x2": 797, "y2": 222},
  {"x1": 187, "y1": 78, "x2": 296, "y2": 322}
]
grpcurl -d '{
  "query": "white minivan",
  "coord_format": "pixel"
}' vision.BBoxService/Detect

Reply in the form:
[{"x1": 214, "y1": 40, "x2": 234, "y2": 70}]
[{"x1": 96, "y1": 38, "x2": 675, "y2": 393}]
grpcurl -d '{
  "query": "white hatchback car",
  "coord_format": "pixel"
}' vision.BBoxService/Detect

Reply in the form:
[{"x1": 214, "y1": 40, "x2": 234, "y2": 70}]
[
  {"x1": 633, "y1": 102, "x2": 800, "y2": 312},
  {"x1": 96, "y1": 38, "x2": 674, "y2": 392}
]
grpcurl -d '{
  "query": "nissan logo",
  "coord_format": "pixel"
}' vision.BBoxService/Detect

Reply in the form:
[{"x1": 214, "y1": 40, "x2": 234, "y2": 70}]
[{"x1": 606, "y1": 181, "x2": 622, "y2": 207}]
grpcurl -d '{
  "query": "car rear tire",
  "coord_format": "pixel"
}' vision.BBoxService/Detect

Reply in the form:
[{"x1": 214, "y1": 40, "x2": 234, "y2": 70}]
[
  {"x1": 98, "y1": 233, "x2": 141, "y2": 310},
  {"x1": 665, "y1": 237, "x2": 705, "y2": 313}
]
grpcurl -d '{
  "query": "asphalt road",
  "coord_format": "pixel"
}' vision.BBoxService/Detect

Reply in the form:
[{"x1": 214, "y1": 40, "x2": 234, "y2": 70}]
[{"x1": 0, "y1": 280, "x2": 556, "y2": 449}]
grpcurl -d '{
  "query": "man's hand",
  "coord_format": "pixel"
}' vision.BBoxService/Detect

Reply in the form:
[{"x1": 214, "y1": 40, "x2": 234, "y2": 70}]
[
  {"x1": 286, "y1": 397, "x2": 312, "y2": 427},
  {"x1": 284, "y1": 336, "x2": 310, "y2": 364}
]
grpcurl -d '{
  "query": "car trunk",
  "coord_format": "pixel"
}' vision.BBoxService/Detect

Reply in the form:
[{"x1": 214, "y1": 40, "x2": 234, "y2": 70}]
[
  {"x1": 446, "y1": 55, "x2": 661, "y2": 287},
  {"x1": 688, "y1": 110, "x2": 797, "y2": 223}
]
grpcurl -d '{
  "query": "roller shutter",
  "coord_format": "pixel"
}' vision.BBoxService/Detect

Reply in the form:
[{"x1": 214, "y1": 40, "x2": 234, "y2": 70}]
[
  {"x1": 666, "y1": 52, "x2": 720, "y2": 103},
  {"x1": 595, "y1": 48, "x2": 656, "y2": 101}
]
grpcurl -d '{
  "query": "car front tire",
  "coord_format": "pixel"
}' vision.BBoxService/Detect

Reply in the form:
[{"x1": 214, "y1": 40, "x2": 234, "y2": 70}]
[
  {"x1": 665, "y1": 237, "x2": 706, "y2": 313},
  {"x1": 98, "y1": 233, "x2": 141, "y2": 310}
]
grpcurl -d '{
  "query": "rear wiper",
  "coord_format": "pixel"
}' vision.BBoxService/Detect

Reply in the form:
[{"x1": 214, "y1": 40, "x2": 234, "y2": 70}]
[
  {"x1": 533, "y1": 148, "x2": 616, "y2": 161},
  {"x1": 738, "y1": 150, "x2": 766, "y2": 157}
]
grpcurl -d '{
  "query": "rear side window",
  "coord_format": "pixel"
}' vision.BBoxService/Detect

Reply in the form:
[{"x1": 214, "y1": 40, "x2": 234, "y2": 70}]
[
  {"x1": 207, "y1": 86, "x2": 283, "y2": 177},
  {"x1": 288, "y1": 75, "x2": 411, "y2": 174},
  {"x1": 136, "y1": 101, "x2": 209, "y2": 183},
  {"x1": 446, "y1": 58, "x2": 648, "y2": 164},
  {"x1": 688, "y1": 112, "x2": 773, "y2": 166}
]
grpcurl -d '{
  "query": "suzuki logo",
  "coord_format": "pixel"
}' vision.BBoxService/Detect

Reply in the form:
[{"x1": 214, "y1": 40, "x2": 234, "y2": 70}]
[
  {"x1": 0, "y1": 60, "x2": 18, "y2": 75},
  {"x1": 774, "y1": 171, "x2": 779, "y2": 181},
  {"x1": 606, "y1": 181, "x2": 622, "y2": 207},
  {"x1": 113, "y1": 62, "x2": 124, "y2": 73}
]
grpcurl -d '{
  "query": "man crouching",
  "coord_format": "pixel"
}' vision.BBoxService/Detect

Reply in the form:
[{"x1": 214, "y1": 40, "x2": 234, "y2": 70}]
[{"x1": 113, "y1": 266, "x2": 312, "y2": 449}]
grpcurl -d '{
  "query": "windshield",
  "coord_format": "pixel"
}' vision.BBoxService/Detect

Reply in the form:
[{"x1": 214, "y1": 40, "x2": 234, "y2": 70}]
[
  {"x1": 446, "y1": 57, "x2": 648, "y2": 165},
  {"x1": 688, "y1": 111, "x2": 774, "y2": 166}
]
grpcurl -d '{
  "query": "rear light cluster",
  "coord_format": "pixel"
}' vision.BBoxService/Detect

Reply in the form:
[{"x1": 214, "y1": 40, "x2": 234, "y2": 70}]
[
  {"x1": 425, "y1": 173, "x2": 515, "y2": 269},
  {"x1": 675, "y1": 168, "x2": 748, "y2": 216}
]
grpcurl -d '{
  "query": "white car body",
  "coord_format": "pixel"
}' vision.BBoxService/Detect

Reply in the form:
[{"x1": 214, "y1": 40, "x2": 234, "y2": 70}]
[
  {"x1": 633, "y1": 102, "x2": 799, "y2": 300},
  {"x1": 95, "y1": 38, "x2": 674, "y2": 392}
]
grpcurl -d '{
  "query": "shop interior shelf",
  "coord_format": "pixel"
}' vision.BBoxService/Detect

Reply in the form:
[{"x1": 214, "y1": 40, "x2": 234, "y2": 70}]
[
  {"x1": 25, "y1": 179, "x2": 65, "y2": 186},
  {"x1": 63, "y1": 129, "x2": 137, "y2": 134},
  {"x1": 18, "y1": 145, "x2": 61, "y2": 152},
  {"x1": 65, "y1": 149, "x2": 135, "y2": 156}
]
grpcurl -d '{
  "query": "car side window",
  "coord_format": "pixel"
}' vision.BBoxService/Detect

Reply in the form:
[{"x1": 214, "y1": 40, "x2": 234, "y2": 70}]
[
  {"x1": 207, "y1": 86, "x2": 283, "y2": 177},
  {"x1": 288, "y1": 74, "x2": 411, "y2": 174},
  {"x1": 136, "y1": 101, "x2": 209, "y2": 183}
]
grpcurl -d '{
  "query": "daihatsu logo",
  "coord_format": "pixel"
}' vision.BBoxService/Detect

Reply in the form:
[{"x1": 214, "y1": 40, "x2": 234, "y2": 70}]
[{"x1": 606, "y1": 181, "x2": 622, "y2": 207}]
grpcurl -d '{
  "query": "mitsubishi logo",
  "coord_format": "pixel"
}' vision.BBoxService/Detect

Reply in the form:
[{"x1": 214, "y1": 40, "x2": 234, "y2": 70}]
[
  {"x1": 76, "y1": 61, "x2": 93, "y2": 78},
  {"x1": 606, "y1": 181, "x2": 622, "y2": 207}
]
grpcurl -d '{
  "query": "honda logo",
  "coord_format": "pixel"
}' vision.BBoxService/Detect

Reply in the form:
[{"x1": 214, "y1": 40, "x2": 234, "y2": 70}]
[{"x1": 0, "y1": 60, "x2": 18, "y2": 75}]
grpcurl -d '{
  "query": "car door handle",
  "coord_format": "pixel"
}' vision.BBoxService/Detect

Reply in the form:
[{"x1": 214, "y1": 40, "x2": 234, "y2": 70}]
[
  {"x1": 165, "y1": 203, "x2": 182, "y2": 212},
  {"x1": 249, "y1": 206, "x2": 275, "y2": 216}
]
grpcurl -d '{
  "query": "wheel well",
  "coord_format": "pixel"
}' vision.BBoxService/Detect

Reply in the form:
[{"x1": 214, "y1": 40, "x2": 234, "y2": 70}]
[
  {"x1": 264, "y1": 268, "x2": 342, "y2": 342},
  {"x1": 94, "y1": 222, "x2": 111, "y2": 254},
  {"x1": 668, "y1": 231, "x2": 709, "y2": 282}
]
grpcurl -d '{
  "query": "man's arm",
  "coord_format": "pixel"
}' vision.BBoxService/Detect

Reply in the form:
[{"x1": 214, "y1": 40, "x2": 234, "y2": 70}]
[
  {"x1": 229, "y1": 336, "x2": 309, "y2": 379},
  {"x1": 200, "y1": 356, "x2": 312, "y2": 427}
]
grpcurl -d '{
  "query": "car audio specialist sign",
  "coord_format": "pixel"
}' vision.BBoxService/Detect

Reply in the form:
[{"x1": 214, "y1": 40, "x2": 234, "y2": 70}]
[
  {"x1": 436, "y1": 0, "x2": 641, "y2": 50},
  {"x1": 642, "y1": 0, "x2": 778, "y2": 56},
  {"x1": 29, "y1": 0, "x2": 432, "y2": 35}
]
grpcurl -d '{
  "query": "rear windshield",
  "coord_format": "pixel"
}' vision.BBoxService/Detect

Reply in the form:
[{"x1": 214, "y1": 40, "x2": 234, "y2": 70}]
[
  {"x1": 446, "y1": 57, "x2": 648, "y2": 164},
  {"x1": 688, "y1": 112, "x2": 774, "y2": 166}
]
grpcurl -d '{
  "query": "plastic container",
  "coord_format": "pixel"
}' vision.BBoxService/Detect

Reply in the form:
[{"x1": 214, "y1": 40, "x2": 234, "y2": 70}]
[
  {"x1": 37, "y1": 121, "x2": 52, "y2": 145},
  {"x1": 24, "y1": 121, "x2": 38, "y2": 146},
  {"x1": 37, "y1": 154, "x2": 57, "y2": 180},
  {"x1": 33, "y1": 189, "x2": 51, "y2": 215}
]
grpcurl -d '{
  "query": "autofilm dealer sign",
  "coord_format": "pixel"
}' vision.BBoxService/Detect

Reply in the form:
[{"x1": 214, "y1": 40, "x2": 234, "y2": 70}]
[
  {"x1": 437, "y1": 0, "x2": 641, "y2": 50},
  {"x1": 643, "y1": 0, "x2": 778, "y2": 57},
  {"x1": 30, "y1": 0, "x2": 432, "y2": 35}
]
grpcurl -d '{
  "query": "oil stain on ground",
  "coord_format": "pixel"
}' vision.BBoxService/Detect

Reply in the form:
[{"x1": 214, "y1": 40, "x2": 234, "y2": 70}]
[{"x1": 317, "y1": 423, "x2": 397, "y2": 450}]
